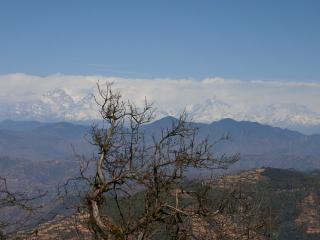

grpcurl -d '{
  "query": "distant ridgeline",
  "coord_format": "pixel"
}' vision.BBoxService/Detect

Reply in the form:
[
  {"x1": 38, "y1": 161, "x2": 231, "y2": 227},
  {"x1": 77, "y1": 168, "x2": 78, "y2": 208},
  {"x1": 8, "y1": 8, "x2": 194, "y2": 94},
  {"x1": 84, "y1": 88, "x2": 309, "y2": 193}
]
[{"x1": 0, "y1": 117, "x2": 320, "y2": 168}]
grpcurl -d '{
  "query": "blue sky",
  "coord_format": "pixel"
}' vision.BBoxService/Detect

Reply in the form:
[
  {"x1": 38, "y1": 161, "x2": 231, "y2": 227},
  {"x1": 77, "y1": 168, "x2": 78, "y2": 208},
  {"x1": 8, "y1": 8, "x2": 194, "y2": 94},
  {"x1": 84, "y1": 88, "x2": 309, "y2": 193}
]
[{"x1": 0, "y1": 0, "x2": 319, "y2": 81}]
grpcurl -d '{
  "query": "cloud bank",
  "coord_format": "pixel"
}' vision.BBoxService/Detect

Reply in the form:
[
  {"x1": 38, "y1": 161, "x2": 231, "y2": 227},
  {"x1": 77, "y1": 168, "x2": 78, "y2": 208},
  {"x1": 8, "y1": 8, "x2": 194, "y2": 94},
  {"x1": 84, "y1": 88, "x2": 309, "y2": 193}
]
[{"x1": 1, "y1": 73, "x2": 319, "y2": 114}]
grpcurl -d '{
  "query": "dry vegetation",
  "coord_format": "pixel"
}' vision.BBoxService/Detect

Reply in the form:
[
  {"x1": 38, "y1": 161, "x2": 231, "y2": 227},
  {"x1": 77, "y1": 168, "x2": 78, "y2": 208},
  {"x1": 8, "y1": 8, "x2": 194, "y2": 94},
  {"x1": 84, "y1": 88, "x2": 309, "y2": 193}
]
[{"x1": 295, "y1": 192, "x2": 320, "y2": 234}]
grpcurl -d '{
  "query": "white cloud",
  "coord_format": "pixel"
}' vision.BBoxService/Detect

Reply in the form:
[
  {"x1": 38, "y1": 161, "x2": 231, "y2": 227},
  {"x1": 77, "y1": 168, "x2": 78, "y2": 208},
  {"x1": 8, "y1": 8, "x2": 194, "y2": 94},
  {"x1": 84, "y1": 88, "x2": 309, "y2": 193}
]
[{"x1": 0, "y1": 73, "x2": 319, "y2": 115}]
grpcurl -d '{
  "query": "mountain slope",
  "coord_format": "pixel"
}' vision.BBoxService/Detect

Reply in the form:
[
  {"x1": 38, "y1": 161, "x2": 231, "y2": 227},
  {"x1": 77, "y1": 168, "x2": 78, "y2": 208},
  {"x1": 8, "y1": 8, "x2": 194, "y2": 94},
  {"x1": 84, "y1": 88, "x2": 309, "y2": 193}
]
[
  {"x1": 11, "y1": 167, "x2": 320, "y2": 240},
  {"x1": 143, "y1": 117, "x2": 320, "y2": 170},
  {"x1": 0, "y1": 121, "x2": 92, "y2": 161},
  {"x1": 0, "y1": 118, "x2": 319, "y2": 169}
]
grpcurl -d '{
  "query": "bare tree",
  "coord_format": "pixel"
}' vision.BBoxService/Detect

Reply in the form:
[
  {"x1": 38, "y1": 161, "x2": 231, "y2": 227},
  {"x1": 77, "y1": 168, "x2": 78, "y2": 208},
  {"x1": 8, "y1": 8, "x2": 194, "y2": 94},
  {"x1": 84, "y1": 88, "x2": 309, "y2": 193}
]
[
  {"x1": 0, "y1": 176, "x2": 46, "y2": 238},
  {"x1": 62, "y1": 82, "x2": 241, "y2": 240}
]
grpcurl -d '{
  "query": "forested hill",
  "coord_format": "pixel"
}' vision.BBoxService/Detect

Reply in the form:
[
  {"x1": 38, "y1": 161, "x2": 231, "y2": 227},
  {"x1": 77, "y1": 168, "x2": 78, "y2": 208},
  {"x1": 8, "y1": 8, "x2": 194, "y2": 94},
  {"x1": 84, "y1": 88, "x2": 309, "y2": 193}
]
[{"x1": 12, "y1": 167, "x2": 320, "y2": 240}]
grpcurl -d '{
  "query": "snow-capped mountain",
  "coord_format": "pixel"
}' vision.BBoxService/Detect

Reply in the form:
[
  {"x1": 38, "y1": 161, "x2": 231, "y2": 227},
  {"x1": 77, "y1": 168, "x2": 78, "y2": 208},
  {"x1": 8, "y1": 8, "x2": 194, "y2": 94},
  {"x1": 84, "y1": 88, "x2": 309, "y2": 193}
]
[
  {"x1": 248, "y1": 103, "x2": 320, "y2": 127},
  {"x1": 246, "y1": 103, "x2": 320, "y2": 134},
  {"x1": 3, "y1": 89, "x2": 98, "y2": 122},
  {"x1": 154, "y1": 97, "x2": 238, "y2": 121},
  {"x1": 186, "y1": 97, "x2": 241, "y2": 122},
  {"x1": 1, "y1": 88, "x2": 320, "y2": 134},
  {"x1": 184, "y1": 99, "x2": 320, "y2": 131},
  {"x1": 154, "y1": 97, "x2": 320, "y2": 133}
]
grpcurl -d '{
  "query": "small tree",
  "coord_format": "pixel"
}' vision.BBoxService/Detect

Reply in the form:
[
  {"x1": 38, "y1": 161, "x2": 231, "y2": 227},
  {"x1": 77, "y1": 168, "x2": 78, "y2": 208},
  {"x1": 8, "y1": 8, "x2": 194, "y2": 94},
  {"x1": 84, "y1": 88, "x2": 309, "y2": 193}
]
[{"x1": 67, "y1": 82, "x2": 239, "y2": 240}]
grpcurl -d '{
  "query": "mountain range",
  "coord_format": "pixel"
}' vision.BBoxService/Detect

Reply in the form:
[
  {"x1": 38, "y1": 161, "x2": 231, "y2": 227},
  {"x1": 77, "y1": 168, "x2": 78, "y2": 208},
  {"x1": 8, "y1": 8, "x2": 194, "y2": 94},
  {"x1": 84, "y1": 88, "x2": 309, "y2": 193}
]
[
  {"x1": 0, "y1": 117, "x2": 319, "y2": 169},
  {"x1": 0, "y1": 116, "x2": 319, "y2": 218},
  {"x1": 1, "y1": 89, "x2": 320, "y2": 134}
]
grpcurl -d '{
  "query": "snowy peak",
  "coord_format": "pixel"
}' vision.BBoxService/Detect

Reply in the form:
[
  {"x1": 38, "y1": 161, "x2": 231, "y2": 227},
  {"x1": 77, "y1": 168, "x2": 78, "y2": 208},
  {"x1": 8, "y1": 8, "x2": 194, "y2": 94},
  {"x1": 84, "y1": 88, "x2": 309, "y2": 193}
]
[
  {"x1": 188, "y1": 96, "x2": 231, "y2": 112},
  {"x1": 1, "y1": 89, "x2": 320, "y2": 134},
  {"x1": 41, "y1": 89, "x2": 76, "y2": 110},
  {"x1": 6, "y1": 89, "x2": 97, "y2": 122},
  {"x1": 186, "y1": 97, "x2": 241, "y2": 123},
  {"x1": 181, "y1": 97, "x2": 320, "y2": 132},
  {"x1": 250, "y1": 103, "x2": 320, "y2": 127}
]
